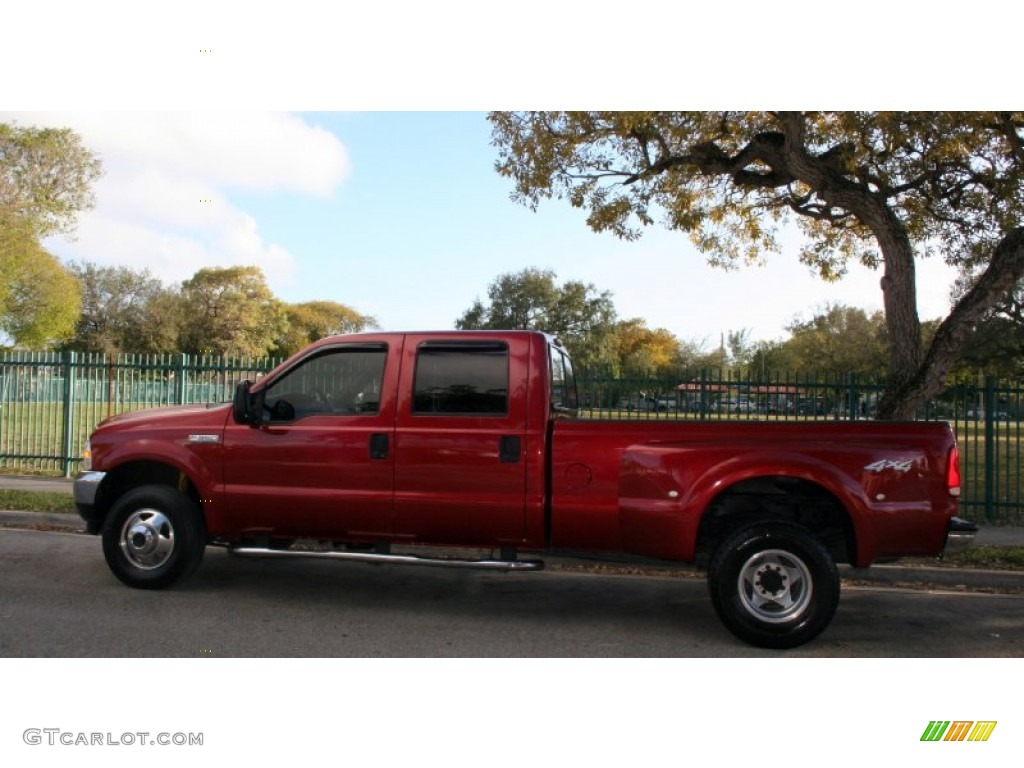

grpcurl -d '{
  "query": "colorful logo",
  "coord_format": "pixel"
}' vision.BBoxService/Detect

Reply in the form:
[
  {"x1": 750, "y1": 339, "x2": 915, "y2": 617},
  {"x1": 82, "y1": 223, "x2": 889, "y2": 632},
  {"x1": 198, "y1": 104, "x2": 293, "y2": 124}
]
[{"x1": 921, "y1": 721, "x2": 997, "y2": 742}]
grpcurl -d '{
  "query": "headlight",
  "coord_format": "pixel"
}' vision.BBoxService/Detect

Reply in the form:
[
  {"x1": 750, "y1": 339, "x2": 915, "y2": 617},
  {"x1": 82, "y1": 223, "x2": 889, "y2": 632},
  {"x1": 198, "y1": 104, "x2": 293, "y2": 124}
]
[{"x1": 81, "y1": 439, "x2": 92, "y2": 471}]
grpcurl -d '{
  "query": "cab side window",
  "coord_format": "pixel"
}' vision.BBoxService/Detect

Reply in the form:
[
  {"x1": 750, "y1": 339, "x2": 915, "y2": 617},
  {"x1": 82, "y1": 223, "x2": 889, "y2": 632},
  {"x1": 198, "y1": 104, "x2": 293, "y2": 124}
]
[
  {"x1": 412, "y1": 342, "x2": 509, "y2": 415},
  {"x1": 264, "y1": 345, "x2": 387, "y2": 422}
]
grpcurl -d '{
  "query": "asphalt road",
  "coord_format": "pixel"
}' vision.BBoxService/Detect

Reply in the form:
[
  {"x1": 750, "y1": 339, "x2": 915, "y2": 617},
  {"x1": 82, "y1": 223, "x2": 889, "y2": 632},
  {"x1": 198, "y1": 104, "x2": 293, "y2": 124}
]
[{"x1": 1, "y1": 528, "x2": 1021, "y2": 657}]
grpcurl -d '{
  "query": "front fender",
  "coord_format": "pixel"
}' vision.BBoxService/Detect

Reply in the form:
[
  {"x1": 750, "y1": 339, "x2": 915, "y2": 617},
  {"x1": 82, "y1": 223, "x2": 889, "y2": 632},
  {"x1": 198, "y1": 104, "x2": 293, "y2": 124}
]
[{"x1": 95, "y1": 439, "x2": 225, "y2": 533}]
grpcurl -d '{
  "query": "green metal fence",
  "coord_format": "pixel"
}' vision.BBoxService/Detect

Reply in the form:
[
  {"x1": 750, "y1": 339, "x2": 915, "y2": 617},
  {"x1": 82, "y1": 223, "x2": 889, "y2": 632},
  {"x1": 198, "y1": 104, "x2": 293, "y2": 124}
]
[
  {"x1": 0, "y1": 353, "x2": 1020, "y2": 524},
  {"x1": 0, "y1": 351, "x2": 279, "y2": 477}
]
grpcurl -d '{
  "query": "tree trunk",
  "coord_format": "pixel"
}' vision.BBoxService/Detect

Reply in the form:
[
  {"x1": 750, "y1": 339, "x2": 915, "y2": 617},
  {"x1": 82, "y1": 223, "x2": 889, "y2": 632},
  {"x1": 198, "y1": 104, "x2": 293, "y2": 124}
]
[
  {"x1": 874, "y1": 223, "x2": 922, "y2": 420},
  {"x1": 877, "y1": 227, "x2": 1024, "y2": 419}
]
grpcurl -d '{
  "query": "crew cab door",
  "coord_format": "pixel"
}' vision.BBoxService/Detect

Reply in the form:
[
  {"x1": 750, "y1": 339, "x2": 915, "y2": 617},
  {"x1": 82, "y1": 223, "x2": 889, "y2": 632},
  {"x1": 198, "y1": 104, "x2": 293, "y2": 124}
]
[
  {"x1": 392, "y1": 336, "x2": 529, "y2": 545},
  {"x1": 221, "y1": 341, "x2": 397, "y2": 540}
]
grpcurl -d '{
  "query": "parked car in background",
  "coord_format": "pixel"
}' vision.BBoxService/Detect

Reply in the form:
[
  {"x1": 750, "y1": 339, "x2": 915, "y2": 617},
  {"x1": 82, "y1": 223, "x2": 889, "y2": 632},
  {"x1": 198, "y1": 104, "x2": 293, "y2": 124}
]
[{"x1": 618, "y1": 396, "x2": 675, "y2": 412}]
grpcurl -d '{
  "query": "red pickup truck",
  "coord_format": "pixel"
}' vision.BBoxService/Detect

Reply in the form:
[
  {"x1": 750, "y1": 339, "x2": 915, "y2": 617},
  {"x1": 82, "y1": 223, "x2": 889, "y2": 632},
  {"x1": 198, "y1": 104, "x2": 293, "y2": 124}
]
[{"x1": 74, "y1": 330, "x2": 975, "y2": 648}]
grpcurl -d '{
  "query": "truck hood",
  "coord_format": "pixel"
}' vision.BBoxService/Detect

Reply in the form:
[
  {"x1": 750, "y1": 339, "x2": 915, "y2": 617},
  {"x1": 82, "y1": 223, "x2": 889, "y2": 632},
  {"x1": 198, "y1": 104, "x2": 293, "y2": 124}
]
[{"x1": 95, "y1": 402, "x2": 232, "y2": 432}]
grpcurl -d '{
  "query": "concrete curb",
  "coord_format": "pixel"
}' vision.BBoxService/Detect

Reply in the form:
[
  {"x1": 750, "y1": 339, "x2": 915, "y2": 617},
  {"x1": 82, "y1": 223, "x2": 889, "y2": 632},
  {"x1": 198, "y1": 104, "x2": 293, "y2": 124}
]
[
  {"x1": 0, "y1": 510, "x2": 82, "y2": 531},
  {"x1": 841, "y1": 564, "x2": 1024, "y2": 591}
]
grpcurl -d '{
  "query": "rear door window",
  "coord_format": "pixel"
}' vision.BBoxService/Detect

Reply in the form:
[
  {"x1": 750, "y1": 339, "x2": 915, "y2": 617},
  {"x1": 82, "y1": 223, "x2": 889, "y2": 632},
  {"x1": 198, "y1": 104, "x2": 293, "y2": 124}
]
[{"x1": 412, "y1": 342, "x2": 509, "y2": 416}]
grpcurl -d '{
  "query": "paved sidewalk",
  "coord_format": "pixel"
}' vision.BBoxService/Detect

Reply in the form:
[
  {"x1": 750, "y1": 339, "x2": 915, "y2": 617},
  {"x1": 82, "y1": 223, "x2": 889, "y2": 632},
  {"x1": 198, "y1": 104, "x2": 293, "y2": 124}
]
[{"x1": 0, "y1": 475, "x2": 74, "y2": 494}]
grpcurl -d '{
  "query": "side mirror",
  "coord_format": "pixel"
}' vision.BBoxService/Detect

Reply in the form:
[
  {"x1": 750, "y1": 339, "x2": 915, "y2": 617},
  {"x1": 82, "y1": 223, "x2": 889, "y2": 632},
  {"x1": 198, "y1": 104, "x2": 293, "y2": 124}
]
[
  {"x1": 232, "y1": 381, "x2": 251, "y2": 424},
  {"x1": 232, "y1": 381, "x2": 263, "y2": 426}
]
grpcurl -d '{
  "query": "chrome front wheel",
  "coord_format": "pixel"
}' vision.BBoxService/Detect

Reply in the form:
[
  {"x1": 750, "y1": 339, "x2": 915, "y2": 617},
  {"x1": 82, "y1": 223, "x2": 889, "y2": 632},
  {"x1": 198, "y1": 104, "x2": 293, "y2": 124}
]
[
  {"x1": 102, "y1": 485, "x2": 206, "y2": 590},
  {"x1": 119, "y1": 508, "x2": 175, "y2": 570}
]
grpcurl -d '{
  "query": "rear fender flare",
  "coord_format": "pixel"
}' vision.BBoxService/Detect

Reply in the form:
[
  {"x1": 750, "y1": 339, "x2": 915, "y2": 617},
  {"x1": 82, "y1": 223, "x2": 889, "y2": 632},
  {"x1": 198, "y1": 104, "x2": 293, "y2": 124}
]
[{"x1": 679, "y1": 451, "x2": 869, "y2": 558}]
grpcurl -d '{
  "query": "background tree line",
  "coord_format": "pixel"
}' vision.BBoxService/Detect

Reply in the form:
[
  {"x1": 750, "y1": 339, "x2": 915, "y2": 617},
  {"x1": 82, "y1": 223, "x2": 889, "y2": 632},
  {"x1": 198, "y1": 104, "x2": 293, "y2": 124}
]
[
  {"x1": 5, "y1": 115, "x2": 1024, "y2": 395},
  {"x1": 64, "y1": 262, "x2": 377, "y2": 359},
  {"x1": 455, "y1": 267, "x2": 1012, "y2": 380}
]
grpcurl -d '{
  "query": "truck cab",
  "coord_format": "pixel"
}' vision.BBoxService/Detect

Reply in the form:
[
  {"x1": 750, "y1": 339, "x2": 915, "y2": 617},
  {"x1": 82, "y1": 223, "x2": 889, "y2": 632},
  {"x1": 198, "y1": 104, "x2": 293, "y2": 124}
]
[{"x1": 224, "y1": 331, "x2": 568, "y2": 548}]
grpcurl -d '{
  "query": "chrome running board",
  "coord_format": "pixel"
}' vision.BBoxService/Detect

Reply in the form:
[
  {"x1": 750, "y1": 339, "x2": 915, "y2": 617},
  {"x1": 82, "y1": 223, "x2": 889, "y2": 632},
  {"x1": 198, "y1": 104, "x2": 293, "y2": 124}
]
[{"x1": 229, "y1": 546, "x2": 544, "y2": 571}]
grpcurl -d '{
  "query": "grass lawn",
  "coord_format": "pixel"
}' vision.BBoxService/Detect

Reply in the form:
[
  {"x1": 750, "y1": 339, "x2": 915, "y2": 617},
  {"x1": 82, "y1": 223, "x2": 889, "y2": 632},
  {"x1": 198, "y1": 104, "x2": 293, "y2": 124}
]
[
  {"x1": 0, "y1": 489, "x2": 77, "y2": 514},
  {"x1": 942, "y1": 545, "x2": 1024, "y2": 570}
]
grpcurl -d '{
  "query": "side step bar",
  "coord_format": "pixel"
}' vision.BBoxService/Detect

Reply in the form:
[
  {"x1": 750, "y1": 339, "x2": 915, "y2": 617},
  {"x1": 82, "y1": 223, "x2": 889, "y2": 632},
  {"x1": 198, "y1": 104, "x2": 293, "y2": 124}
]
[{"x1": 229, "y1": 546, "x2": 545, "y2": 572}]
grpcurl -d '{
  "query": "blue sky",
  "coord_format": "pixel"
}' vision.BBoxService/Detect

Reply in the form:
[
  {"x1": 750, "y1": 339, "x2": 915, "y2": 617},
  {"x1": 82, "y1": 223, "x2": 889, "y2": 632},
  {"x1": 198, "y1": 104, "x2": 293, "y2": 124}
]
[{"x1": 3, "y1": 110, "x2": 960, "y2": 348}]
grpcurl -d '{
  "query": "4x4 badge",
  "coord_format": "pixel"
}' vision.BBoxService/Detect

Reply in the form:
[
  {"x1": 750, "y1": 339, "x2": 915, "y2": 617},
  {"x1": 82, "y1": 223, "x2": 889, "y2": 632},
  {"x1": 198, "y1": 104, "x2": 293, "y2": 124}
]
[{"x1": 865, "y1": 459, "x2": 913, "y2": 473}]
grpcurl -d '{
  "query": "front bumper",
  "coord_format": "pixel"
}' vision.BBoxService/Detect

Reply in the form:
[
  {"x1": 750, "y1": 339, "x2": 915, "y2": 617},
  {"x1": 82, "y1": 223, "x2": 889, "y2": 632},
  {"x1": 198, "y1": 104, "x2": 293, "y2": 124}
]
[
  {"x1": 943, "y1": 516, "x2": 978, "y2": 556},
  {"x1": 73, "y1": 471, "x2": 106, "y2": 534}
]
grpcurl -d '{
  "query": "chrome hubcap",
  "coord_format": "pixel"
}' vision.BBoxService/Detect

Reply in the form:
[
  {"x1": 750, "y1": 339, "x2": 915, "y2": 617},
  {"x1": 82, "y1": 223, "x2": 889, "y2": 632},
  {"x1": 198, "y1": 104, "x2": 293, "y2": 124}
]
[
  {"x1": 737, "y1": 548, "x2": 813, "y2": 624},
  {"x1": 120, "y1": 509, "x2": 175, "y2": 570}
]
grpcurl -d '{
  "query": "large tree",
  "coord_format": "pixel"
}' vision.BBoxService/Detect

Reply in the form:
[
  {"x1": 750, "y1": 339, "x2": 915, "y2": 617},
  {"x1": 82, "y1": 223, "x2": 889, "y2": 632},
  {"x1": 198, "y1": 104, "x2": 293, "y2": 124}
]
[
  {"x1": 456, "y1": 267, "x2": 618, "y2": 368},
  {"x1": 0, "y1": 122, "x2": 102, "y2": 349},
  {"x1": 489, "y1": 111, "x2": 1024, "y2": 419},
  {"x1": 65, "y1": 262, "x2": 182, "y2": 355},
  {"x1": 612, "y1": 318, "x2": 683, "y2": 373},
  {"x1": 0, "y1": 123, "x2": 103, "y2": 238},
  {"x1": 273, "y1": 300, "x2": 378, "y2": 358},
  {"x1": 779, "y1": 304, "x2": 889, "y2": 376},
  {"x1": 0, "y1": 216, "x2": 80, "y2": 348},
  {"x1": 178, "y1": 266, "x2": 288, "y2": 358}
]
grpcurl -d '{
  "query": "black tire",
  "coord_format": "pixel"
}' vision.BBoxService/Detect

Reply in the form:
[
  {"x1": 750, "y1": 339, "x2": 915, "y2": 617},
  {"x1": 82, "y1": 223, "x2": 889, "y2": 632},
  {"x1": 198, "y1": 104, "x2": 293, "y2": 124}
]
[
  {"x1": 101, "y1": 485, "x2": 206, "y2": 590},
  {"x1": 708, "y1": 522, "x2": 839, "y2": 649}
]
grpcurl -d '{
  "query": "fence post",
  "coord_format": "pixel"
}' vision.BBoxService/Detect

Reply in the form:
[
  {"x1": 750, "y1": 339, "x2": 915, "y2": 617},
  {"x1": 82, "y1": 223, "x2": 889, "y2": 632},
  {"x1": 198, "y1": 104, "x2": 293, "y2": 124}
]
[
  {"x1": 60, "y1": 351, "x2": 76, "y2": 478},
  {"x1": 846, "y1": 373, "x2": 860, "y2": 421},
  {"x1": 983, "y1": 374, "x2": 996, "y2": 524},
  {"x1": 175, "y1": 353, "x2": 188, "y2": 405}
]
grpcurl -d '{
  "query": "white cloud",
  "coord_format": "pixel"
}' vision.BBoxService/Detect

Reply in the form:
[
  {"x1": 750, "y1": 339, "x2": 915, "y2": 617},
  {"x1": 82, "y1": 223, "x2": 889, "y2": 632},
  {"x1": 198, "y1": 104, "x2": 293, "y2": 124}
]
[
  {"x1": 2, "y1": 111, "x2": 350, "y2": 287},
  {"x1": 23, "y1": 112, "x2": 351, "y2": 194}
]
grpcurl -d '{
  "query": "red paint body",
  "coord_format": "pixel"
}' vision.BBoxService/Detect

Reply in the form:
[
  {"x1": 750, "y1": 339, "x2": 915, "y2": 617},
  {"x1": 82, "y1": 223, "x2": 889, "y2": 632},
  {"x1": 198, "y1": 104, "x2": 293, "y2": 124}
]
[{"x1": 86, "y1": 331, "x2": 960, "y2": 568}]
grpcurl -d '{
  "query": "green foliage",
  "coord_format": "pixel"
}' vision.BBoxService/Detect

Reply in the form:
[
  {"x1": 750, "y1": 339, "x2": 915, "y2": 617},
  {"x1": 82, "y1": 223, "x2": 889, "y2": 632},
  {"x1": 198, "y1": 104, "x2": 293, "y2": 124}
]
[
  {"x1": 491, "y1": 111, "x2": 1022, "y2": 278},
  {"x1": 456, "y1": 267, "x2": 618, "y2": 368},
  {"x1": 950, "y1": 273, "x2": 1024, "y2": 375},
  {"x1": 0, "y1": 122, "x2": 101, "y2": 350},
  {"x1": 779, "y1": 304, "x2": 888, "y2": 375},
  {"x1": 456, "y1": 268, "x2": 729, "y2": 373},
  {"x1": 178, "y1": 266, "x2": 288, "y2": 358},
  {"x1": 613, "y1": 318, "x2": 683, "y2": 373},
  {"x1": 954, "y1": 317, "x2": 1024, "y2": 376},
  {"x1": 64, "y1": 262, "x2": 182, "y2": 355},
  {"x1": 0, "y1": 212, "x2": 34, "y2": 315},
  {"x1": 0, "y1": 214, "x2": 80, "y2": 348},
  {"x1": 0, "y1": 122, "x2": 103, "y2": 238},
  {"x1": 273, "y1": 300, "x2": 378, "y2": 358}
]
